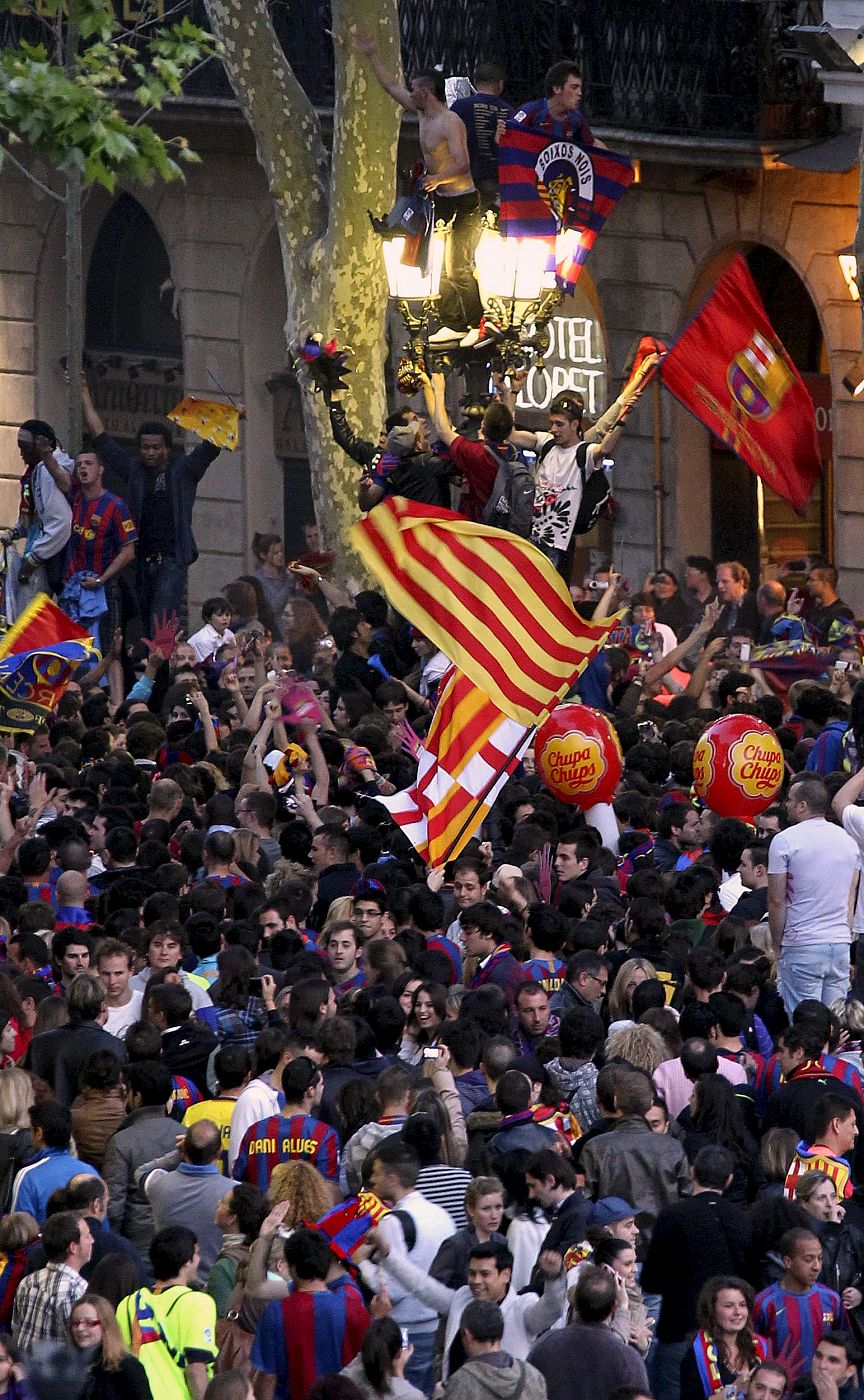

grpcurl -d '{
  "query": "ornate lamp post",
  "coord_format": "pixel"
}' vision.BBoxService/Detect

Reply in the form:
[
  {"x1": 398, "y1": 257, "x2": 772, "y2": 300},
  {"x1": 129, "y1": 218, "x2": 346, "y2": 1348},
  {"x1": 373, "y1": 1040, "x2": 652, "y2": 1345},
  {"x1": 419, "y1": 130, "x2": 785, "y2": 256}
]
[
  {"x1": 382, "y1": 234, "x2": 445, "y2": 383},
  {"x1": 473, "y1": 228, "x2": 563, "y2": 373}
]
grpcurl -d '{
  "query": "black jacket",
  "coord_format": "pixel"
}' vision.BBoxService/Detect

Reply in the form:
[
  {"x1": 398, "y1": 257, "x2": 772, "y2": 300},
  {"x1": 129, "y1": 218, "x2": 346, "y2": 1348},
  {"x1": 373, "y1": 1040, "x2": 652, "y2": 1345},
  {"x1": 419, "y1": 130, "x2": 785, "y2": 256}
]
[
  {"x1": 160, "y1": 1019, "x2": 218, "y2": 1095},
  {"x1": 528, "y1": 1189, "x2": 592, "y2": 1295},
  {"x1": 94, "y1": 433, "x2": 219, "y2": 566},
  {"x1": 26, "y1": 1020, "x2": 126, "y2": 1106},
  {"x1": 80, "y1": 1351, "x2": 153, "y2": 1400},
  {"x1": 640, "y1": 1191, "x2": 752, "y2": 1342}
]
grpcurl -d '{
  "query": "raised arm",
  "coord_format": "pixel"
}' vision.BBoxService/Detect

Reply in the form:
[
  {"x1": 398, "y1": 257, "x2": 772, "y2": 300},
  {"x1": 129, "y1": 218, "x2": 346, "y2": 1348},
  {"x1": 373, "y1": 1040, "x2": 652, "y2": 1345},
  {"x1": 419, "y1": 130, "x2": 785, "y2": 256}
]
[
  {"x1": 497, "y1": 373, "x2": 540, "y2": 452},
  {"x1": 431, "y1": 372, "x2": 457, "y2": 447},
  {"x1": 81, "y1": 377, "x2": 107, "y2": 438},
  {"x1": 583, "y1": 352, "x2": 661, "y2": 448},
  {"x1": 353, "y1": 31, "x2": 414, "y2": 110},
  {"x1": 833, "y1": 766, "x2": 864, "y2": 821}
]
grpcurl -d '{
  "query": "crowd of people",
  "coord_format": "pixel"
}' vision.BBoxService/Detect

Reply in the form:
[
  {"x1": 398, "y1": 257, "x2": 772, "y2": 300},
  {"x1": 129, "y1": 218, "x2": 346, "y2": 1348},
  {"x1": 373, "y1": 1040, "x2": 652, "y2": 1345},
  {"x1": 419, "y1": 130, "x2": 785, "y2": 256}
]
[{"x1": 3, "y1": 41, "x2": 864, "y2": 1400}]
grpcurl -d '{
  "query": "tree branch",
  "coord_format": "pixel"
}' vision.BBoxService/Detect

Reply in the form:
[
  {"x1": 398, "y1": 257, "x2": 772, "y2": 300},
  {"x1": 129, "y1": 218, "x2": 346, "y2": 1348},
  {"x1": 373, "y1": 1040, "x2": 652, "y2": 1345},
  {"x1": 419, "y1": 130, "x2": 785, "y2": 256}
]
[
  {"x1": 0, "y1": 142, "x2": 65, "y2": 201},
  {"x1": 204, "y1": 0, "x2": 327, "y2": 297}
]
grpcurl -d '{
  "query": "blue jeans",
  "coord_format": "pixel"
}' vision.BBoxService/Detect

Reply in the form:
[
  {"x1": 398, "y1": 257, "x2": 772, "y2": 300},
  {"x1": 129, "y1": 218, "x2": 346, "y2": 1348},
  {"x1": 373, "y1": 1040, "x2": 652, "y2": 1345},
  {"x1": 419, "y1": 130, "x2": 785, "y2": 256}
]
[
  {"x1": 778, "y1": 941, "x2": 851, "y2": 1015},
  {"x1": 404, "y1": 1326, "x2": 437, "y2": 1395},
  {"x1": 649, "y1": 1338, "x2": 689, "y2": 1400},
  {"x1": 136, "y1": 556, "x2": 188, "y2": 635}
]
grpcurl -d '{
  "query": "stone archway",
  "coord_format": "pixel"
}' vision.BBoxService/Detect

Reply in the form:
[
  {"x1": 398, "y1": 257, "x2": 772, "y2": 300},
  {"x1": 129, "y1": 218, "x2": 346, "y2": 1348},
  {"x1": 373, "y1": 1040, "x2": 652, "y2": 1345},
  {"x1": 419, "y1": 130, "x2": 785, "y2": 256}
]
[{"x1": 672, "y1": 243, "x2": 829, "y2": 583}]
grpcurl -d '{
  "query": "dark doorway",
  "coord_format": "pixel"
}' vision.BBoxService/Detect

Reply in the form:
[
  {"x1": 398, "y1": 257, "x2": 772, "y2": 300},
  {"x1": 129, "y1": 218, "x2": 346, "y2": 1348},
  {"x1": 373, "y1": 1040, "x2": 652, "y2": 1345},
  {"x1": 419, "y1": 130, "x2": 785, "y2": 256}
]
[{"x1": 709, "y1": 244, "x2": 826, "y2": 573}]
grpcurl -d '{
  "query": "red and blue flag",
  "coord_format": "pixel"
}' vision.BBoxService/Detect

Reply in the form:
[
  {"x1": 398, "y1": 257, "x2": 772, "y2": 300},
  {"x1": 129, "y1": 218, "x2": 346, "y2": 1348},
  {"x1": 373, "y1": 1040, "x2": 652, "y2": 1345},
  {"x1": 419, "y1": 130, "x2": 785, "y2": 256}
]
[{"x1": 498, "y1": 121, "x2": 635, "y2": 291}]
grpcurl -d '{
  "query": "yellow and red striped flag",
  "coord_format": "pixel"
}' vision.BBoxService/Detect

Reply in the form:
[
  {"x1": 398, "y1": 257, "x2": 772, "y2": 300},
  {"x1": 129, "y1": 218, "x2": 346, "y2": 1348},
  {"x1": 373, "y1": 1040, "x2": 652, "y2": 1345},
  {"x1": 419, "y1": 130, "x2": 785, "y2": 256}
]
[
  {"x1": 375, "y1": 667, "x2": 531, "y2": 868},
  {"x1": 350, "y1": 497, "x2": 615, "y2": 727}
]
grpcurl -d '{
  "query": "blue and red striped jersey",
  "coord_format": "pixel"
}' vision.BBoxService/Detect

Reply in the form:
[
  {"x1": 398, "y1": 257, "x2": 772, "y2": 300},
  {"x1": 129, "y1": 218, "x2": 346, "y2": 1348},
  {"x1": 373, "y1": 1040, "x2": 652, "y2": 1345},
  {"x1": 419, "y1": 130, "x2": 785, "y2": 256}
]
[
  {"x1": 426, "y1": 935, "x2": 462, "y2": 984},
  {"x1": 67, "y1": 490, "x2": 137, "y2": 576},
  {"x1": 233, "y1": 1112, "x2": 341, "y2": 1187},
  {"x1": 753, "y1": 1282, "x2": 847, "y2": 1379},
  {"x1": 252, "y1": 1288, "x2": 368, "y2": 1400},
  {"x1": 521, "y1": 955, "x2": 566, "y2": 995},
  {"x1": 755, "y1": 1054, "x2": 864, "y2": 1115}
]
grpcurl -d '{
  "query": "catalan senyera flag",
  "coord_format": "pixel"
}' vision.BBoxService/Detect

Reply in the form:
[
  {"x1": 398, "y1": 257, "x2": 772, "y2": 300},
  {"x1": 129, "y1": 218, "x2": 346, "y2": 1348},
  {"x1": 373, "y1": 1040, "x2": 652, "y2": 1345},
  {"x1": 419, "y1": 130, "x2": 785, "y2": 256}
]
[
  {"x1": 660, "y1": 255, "x2": 821, "y2": 514},
  {"x1": 498, "y1": 122, "x2": 635, "y2": 290},
  {"x1": 350, "y1": 497, "x2": 616, "y2": 728},
  {"x1": 167, "y1": 396, "x2": 240, "y2": 450},
  {"x1": 375, "y1": 667, "x2": 531, "y2": 867},
  {"x1": 0, "y1": 593, "x2": 97, "y2": 731}
]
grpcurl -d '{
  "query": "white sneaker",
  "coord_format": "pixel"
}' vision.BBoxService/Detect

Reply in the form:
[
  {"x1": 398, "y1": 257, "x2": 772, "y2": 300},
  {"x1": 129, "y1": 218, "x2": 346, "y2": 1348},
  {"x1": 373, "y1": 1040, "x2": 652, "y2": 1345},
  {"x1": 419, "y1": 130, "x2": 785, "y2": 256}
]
[
  {"x1": 427, "y1": 326, "x2": 463, "y2": 345},
  {"x1": 459, "y1": 327, "x2": 493, "y2": 349}
]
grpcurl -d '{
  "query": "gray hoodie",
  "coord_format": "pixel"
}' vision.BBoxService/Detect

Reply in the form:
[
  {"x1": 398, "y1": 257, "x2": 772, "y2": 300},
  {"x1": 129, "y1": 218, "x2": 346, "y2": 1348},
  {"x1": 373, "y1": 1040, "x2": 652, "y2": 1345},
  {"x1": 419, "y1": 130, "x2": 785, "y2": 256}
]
[{"x1": 442, "y1": 1355, "x2": 547, "y2": 1400}]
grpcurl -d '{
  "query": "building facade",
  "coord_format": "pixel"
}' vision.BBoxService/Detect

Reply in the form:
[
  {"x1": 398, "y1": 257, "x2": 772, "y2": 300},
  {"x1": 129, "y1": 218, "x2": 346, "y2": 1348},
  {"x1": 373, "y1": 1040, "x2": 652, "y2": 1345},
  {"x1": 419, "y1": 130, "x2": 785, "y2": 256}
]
[{"x1": 1, "y1": 0, "x2": 863, "y2": 615}]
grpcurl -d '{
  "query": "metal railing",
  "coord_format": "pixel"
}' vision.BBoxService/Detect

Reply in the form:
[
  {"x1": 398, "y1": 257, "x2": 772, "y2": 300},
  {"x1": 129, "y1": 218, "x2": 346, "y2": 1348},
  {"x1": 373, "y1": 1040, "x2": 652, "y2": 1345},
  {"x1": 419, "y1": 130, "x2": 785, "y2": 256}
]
[{"x1": 1, "y1": 0, "x2": 830, "y2": 140}]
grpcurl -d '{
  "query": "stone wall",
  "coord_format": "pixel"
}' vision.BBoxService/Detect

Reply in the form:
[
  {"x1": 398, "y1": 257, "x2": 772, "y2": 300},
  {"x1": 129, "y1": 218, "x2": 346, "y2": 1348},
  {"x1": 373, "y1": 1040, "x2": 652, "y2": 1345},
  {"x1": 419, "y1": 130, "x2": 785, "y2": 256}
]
[{"x1": 1, "y1": 129, "x2": 862, "y2": 622}]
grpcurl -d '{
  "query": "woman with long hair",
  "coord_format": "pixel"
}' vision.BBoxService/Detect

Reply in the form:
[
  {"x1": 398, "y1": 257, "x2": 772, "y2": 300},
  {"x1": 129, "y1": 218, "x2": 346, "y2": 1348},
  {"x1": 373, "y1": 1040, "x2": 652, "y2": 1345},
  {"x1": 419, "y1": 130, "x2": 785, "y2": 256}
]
[
  {"x1": 267, "y1": 1159, "x2": 335, "y2": 1221},
  {"x1": 591, "y1": 1235, "x2": 652, "y2": 1355},
  {"x1": 68, "y1": 1293, "x2": 153, "y2": 1400},
  {"x1": 251, "y1": 534, "x2": 293, "y2": 638},
  {"x1": 680, "y1": 1277, "x2": 767, "y2": 1400},
  {"x1": 605, "y1": 1024, "x2": 669, "y2": 1075},
  {"x1": 212, "y1": 946, "x2": 268, "y2": 1048},
  {"x1": 683, "y1": 1076, "x2": 761, "y2": 1203},
  {"x1": 341, "y1": 1318, "x2": 424, "y2": 1400},
  {"x1": 608, "y1": 957, "x2": 659, "y2": 1026},
  {"x1": 0, "y1": 1070, "x2": 35, "y2": 1214},
  {"x1": 282, "y1": 596, "x2": 327, "y2": 673},
  {"x1": 398, "y1": 982, "x2": 446, "y2": 1067}
]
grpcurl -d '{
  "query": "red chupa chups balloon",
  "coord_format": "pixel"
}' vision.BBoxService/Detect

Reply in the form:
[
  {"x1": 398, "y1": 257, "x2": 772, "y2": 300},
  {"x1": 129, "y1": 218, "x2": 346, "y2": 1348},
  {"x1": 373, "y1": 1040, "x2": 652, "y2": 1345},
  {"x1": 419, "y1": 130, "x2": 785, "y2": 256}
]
[
  {"x1": 535, "y1": 704, "x2": 623, "y2": 808},
  {"x1": 692, "y1": 713, "x2": 784, "y2": 819}
]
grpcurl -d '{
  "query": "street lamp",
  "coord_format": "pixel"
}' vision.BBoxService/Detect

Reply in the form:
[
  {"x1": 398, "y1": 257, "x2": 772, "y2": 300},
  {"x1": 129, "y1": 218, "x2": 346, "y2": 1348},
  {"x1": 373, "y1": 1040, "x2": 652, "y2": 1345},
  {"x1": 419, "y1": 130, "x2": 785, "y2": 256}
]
[
  {"x1": 473, "y1": 228, "x2": 562, "y2": 373},
  {"x1": 382, "y1": 234, "x2": 445, "y2": 378},
  {"x1": 838, "y1": 245, "x2": 860, "y2": 301}
]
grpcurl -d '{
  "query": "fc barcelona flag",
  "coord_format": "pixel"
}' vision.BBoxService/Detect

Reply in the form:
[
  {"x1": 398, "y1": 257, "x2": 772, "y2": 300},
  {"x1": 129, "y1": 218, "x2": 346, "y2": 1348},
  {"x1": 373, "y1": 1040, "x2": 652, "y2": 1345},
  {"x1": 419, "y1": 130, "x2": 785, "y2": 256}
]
[
  {"x1": 374, "y1": 667, "x2": 531, "y2": 867},
  {"x1": 0, "y1": 593, "x2": 97, "y2": 731},
  {"x1": 498, "y1": 122, "x2": 635, "y2": 290},
  {"x1": 660, "y1": 255, "x2": 821, "y2": 513}
]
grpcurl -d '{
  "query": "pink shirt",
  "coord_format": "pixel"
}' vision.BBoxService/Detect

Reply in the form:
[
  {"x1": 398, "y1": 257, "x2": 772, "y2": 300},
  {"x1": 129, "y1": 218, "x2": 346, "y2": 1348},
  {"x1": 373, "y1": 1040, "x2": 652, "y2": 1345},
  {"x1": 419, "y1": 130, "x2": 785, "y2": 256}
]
[{"x1": 653, "y1": 1054, "x2": 747, "y2": 1119}]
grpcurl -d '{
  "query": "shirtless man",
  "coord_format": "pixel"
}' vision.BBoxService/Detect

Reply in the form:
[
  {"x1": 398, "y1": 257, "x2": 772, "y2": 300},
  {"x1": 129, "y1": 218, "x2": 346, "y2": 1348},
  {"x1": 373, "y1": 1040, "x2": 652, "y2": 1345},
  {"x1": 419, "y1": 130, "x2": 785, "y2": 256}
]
[{"x1": 354, "y1": 32, "x2": 484, "y2": 347}]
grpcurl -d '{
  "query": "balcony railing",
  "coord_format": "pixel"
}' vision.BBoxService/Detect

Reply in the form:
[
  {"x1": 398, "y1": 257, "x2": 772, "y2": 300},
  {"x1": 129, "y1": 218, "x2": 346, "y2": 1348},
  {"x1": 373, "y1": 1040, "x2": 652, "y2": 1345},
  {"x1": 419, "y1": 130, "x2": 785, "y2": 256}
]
[{"x1": 1, "y1": 0, "x2": 831, "y2": 141}]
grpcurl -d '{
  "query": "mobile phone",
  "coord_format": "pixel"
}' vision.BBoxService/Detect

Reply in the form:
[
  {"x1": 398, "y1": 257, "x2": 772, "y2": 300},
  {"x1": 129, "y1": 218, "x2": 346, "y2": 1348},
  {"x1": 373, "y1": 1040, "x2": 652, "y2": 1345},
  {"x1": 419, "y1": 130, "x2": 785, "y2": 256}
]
[
  {"x1": 422, "y1": 1046, "x2": 439, "y2": 1060},
  {"x1": 740, "y1": 643, "x2": 751, "y2": 663},
  {"x1": 400, "y1": 1329, "x2": 410, "y2": 1350},
  {"x1": 836, "y1": 660, "x2": 849, "y2": 672},
  {"x1": 248, "y1": 977, "x2": 263, "y2": 995}
]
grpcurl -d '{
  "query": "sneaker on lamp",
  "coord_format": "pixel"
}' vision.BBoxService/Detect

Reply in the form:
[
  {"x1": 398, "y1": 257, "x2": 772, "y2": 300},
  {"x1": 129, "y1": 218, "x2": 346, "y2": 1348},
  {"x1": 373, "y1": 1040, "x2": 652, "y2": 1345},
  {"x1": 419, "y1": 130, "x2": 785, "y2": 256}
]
[
  {"x1": 459, "y1": 325, "x2": 493, "y2": 349},
  {"x1": 427, "y1": 326, "x2": 463, "y2": 346}
]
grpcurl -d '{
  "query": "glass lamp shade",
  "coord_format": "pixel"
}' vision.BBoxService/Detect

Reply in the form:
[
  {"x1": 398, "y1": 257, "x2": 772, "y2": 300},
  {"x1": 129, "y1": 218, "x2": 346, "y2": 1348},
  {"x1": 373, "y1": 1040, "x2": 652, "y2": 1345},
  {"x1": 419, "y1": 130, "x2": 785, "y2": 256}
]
[
  {"x1": 473, "y1": 228, "x2": 556, "y2": 307},
  {"x1": 838, "y1": 247, "x2": 860, "y2": 301},
  {"x1": 382, "y1": 234, "x2": 444, "y2": 300}
]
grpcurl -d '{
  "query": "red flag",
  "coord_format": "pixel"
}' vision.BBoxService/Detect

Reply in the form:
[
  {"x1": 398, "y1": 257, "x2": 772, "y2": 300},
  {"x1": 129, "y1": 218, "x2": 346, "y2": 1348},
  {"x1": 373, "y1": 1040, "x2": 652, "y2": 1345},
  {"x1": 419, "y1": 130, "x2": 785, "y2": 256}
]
[
  {"x1": 0, "y1": 593, "x2": 90, "y2": 659},
  {"x1": 659, "y1": 255, "x2": 820, "y2": 513}
]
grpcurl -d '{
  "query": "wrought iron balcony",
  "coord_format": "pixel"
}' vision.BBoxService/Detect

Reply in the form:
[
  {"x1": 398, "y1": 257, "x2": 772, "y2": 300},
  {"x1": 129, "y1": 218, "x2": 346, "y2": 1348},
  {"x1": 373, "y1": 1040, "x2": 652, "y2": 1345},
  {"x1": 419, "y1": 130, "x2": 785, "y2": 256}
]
[{"x1": 1, "y1": 0, "x2": 831, "y2": 141}]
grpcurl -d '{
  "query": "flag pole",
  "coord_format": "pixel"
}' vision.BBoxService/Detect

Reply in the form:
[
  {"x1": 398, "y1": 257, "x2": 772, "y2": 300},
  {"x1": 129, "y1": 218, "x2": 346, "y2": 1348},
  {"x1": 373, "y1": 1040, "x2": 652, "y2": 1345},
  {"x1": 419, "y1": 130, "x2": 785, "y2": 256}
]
[{"x1": 433, "y1": 723, "x2": 537, "y2": 872}]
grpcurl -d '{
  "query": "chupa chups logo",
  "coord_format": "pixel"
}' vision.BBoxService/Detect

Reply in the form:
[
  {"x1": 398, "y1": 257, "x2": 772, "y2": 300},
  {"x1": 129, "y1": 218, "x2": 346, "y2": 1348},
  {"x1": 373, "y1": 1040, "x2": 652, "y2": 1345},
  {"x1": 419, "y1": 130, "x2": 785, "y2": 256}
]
[
  {"x1": 540, "y1": 730, "x2": 606, "y2": 794},
  {"x1": 692, "y1": 733, "x2": 716, "y2": 797},
  {"x1": 728, "y1": 732, "x2": 783, "y2": 797},
  {"x1": 536, "y1": 141, "x2": 594, "y2": 233}
]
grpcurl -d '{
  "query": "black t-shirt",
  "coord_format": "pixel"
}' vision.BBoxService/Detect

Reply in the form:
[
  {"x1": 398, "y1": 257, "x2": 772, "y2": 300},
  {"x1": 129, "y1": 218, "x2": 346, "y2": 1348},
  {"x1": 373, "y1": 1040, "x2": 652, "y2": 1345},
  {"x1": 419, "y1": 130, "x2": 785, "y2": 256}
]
[
  {"x1": 138, "y1": 468, "x2": 176, "y2": 555},
  {"x1": 451, "y1": 93, "x2": 514, "y2": 186}
]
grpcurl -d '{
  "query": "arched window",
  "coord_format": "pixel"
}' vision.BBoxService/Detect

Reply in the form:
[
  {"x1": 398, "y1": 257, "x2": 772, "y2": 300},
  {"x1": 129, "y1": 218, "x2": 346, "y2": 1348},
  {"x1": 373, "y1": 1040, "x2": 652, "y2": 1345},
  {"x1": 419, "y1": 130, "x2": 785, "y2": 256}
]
[{"x1": 86, "y1": 193, "x2": 181, "y2": 355}]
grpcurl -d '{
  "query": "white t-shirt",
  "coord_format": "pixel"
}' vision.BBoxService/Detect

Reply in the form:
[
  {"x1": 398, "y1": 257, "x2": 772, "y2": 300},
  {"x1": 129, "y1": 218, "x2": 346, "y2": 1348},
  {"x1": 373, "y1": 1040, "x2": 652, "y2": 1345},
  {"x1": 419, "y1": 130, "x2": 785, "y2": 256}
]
[
  {"x1": 102, "y1": 990, "x2": 143, "y2": 1039},
  {"x1": 767, "y1": 817, "x2": 859, "y2": 947},
  {"x1": 531, "y1": 436, "x2": 604, "y2": 552},
  {"x1": 840, "y1": 806, "x2": 864, "y2": 936}
]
